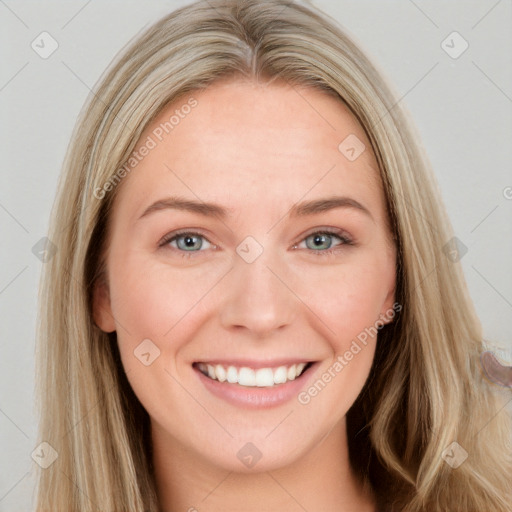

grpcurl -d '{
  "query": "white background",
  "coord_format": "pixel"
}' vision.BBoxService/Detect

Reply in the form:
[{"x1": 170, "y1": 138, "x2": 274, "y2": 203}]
[{"x1": 1, "y1": 1, "x2": 511, "y2": 509}]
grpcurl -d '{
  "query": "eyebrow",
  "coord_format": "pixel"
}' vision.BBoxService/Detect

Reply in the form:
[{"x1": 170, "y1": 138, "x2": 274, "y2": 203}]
[{"x1": 138, "y1": 195, "x2": 373, "y2": 221}]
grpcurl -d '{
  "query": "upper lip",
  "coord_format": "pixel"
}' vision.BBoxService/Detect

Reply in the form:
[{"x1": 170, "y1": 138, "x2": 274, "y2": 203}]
[{"x1": 193, "y1": 359, "x2": 314, "y2": 369}]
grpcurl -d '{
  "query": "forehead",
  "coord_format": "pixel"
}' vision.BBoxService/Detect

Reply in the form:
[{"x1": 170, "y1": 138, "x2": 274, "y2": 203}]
[{"x1": 113, "y1": 78, "x2": 385, "y2": 222}]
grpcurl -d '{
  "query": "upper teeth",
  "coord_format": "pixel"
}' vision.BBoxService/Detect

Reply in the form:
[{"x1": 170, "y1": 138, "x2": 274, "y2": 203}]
[{"x1": 197, "y1": 363, "x2": 308, "y2": 387}]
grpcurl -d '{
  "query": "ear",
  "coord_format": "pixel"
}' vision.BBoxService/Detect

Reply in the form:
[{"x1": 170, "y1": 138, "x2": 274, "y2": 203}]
[
  {"x1": 92, "y1": 275, "x2": 116, "y2": 333},
  {"x1": 377, "y1": 238, "x2": 400, "y2": 325},
  {"x1": 378, "y1": 269, "x2": 398, "y2": 326},
  {"x1": 379, "y1": 287, "x2": 398, "y2": 326}
]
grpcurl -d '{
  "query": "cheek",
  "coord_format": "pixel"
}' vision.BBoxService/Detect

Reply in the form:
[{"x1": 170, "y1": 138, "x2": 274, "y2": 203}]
[
  {"x1": 110, "y1": 266, "x2": 171, "y2": 335},
  {"x1": 106, "y1": 252, "x2": 225, "y2": 357},
  {"x1": 296, "y1": 254, "x2": 394, "y2": 348},
  {"x1": 293, "y1": 261, "x2": 389, "y2": 418}
]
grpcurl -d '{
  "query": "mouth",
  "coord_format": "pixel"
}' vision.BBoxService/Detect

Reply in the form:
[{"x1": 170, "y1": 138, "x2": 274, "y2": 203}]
[{"x1": 193, "y1": 361, "x2": 314, "y2": 387}]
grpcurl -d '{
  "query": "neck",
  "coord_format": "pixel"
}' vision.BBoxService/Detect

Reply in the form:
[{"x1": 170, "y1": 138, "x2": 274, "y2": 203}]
[{"x1": 152, "y1": 418, "x2": 376, "y2": 512}]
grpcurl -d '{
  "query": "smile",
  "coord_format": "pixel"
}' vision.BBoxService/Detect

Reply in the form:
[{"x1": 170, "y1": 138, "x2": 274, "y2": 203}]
[{"x1": 195, "y1": 362, "x2": 312, "y2": 387}]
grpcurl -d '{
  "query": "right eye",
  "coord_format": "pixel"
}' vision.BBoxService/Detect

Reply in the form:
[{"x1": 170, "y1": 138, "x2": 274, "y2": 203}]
[{"x1": 159, "y1": 230, "x2": 215, "y2": 256}]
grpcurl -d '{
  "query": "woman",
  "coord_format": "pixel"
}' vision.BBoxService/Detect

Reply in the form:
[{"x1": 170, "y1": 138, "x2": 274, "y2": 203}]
[{"x1": 34, "y1": 0, "x2": 512, "y2": 510}]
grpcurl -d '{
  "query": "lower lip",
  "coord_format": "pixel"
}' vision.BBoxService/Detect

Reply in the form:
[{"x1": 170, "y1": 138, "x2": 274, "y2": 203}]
[{"x1": 194, "y1": 363, "x2": 318, "y2": 409}]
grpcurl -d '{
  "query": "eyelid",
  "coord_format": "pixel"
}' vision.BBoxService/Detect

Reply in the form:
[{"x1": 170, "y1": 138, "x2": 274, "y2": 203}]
[
  {"x1": 296, "y1": 226, "x2": 353, "y2": 245},
  {"x1": 158, "y1": 228, "x2": 214, "y2": 248}
]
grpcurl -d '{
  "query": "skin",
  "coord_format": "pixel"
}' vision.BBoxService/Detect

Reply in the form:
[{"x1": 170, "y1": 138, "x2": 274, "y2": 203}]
[{"x1": 94, "y1": 78, "x2": 397, "y2": 512}]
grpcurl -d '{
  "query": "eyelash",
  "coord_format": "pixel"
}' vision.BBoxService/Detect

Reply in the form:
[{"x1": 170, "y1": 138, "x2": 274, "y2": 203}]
[{"x1": 158, "y1": 227, "x2": 353, "y2": 259}]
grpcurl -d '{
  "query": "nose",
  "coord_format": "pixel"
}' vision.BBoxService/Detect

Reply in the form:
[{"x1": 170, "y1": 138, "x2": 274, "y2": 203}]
[{"x1": 219, "y1": 251, "x2": 297, "y2": 337}]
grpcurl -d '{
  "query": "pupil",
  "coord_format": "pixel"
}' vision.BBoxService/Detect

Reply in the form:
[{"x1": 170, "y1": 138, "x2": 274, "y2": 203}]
[
  {"x1": 185, "y1": 236, "x2": 196, "y2": 247},
  {"x1": 315, "y1": 234, "x2": 326, "y2": 247}
]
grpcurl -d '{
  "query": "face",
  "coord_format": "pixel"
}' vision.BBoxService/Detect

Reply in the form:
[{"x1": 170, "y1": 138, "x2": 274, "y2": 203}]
[{"x1": 94, "y1": 78, "x2": 396, "y2": 473}]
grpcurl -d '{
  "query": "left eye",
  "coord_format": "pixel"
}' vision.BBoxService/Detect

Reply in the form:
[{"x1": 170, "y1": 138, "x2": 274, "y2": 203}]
[{"x1": 294, "y1": 231, "x2": 350, "y2": 253}]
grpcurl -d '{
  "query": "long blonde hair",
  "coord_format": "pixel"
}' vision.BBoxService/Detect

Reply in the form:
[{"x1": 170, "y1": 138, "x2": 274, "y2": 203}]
[{"x1": 35, "y1": 1, "x2": 512, "y2": 510}]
